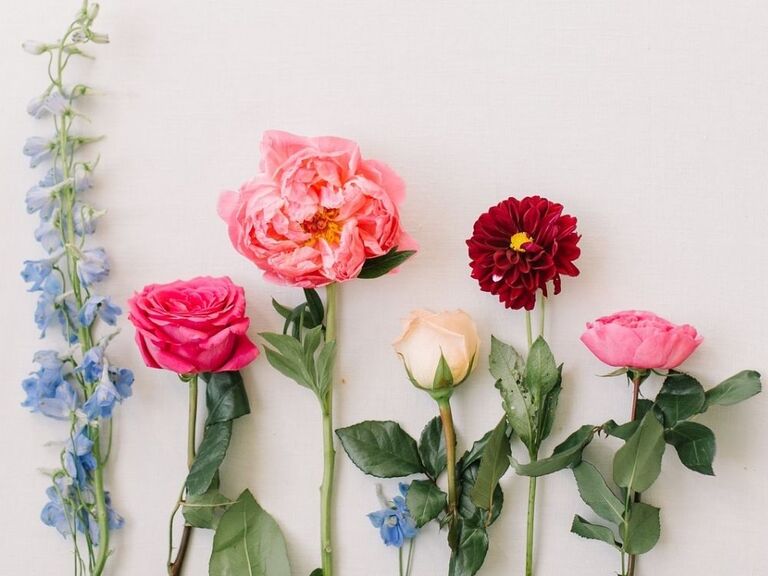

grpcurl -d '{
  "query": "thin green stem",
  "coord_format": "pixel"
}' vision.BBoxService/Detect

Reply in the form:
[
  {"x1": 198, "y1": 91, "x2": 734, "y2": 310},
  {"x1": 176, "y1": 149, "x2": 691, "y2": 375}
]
[
  {"x1": 405, "y1": 538, "x2": 415, "y2": 576},
  {"x1": 525, "y1": 473, "x2": 538, "y2": 576},
  {"x1": 623, "y1": 375, "x2": 643, "y2": 576},
  {"x1": 320, "y1": 283, "x2": 338, "y2": 576},
  {"x1": 399, "y1": 544, "x2": 404, "y2": 576},
  {"x1": 525, "y1": 310, "x2": 533, "y2": 350},
  {"x1": 438, "y1": 398, "x2": 458, "y2": 524},
  {"x1": 538, "y1": 296, "x2": 546, "y2": 338}
]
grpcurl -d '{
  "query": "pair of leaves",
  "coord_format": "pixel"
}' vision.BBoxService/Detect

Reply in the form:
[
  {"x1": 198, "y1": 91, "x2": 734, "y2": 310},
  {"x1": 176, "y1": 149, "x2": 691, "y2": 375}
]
[
  {"x1": 185, "y1": 372, "x2": 250, "y2": 498},
  {"x1": 491, "y1": 336, "x2": 560, "y2": 453},
  {"x1": 209, "y1": 490, "x2": 291, "y2": 576},
  {"x1": 571, "y1": 461, "x2": 661, "y2": 555},
  {"x1": 261, "y1": 326, "x2": 336, "y2": 402},
  {"x1": 512, "y1": 425, "x2": 596, "y2": 477},
  {"x1": 357, "y1": 248, "x2": 416, "y2": 279}
]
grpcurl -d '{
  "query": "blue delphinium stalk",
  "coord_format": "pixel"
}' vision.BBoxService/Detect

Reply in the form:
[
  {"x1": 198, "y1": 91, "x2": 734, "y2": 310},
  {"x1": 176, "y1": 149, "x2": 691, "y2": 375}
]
[
  {"x1": 368, "y1": 483, "x2": 419, "y2": 576},
  {"x1": 21, "y1": 3, "x2": 132, "y2": 576}
]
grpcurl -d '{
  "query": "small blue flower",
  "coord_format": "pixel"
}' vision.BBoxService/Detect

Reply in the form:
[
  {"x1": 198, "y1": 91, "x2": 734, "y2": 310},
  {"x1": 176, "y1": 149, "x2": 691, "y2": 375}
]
[
  {"x1": 108, "y1": 367, "x2": 134, "y2": 399},
  {"x1": 41, "y1": 486, "x2": 73, "y2": 537},
  {"x1": 23, "y1": 136, "x2": 55, "y2": 168},
  {"x1": 38, "y1": 379, "x2": 79, "y2": 420},
  {"x1": 73, "y1": 202, "x2": 104, "y2": 236},
  {"x1": 83, "y1": 379, "x2": 121, "y2": 420},
  {"x1": 63, "y1": 429, "x2": 97, "y2": 486},
  {"x1": 26, "y1": 182, "x2": 61, "y2": 220},
  {"x1": 367, "y1": 483, "x2": 418, "y2": 548},
  {"x1": 27, "y1": 90, "x2": 68, "y2": 118},
  {"x1": 79, "y1": 295, "x2": 121, "y2": 326},
  {"x1": 21, "y1": 253, "x2": 61, "y2": 291},
  {"x1": 34, "y1": 214, "x2": 63, "y2": 253},
  {"x1": 76, "y1": 248, "x2": 109, "y2": 286},
  {"x1": 34, "y1": 275, "x2": 64, "y2": 336},
  {"x1": 80, "y1": 346, "x2": 104, "y2": 383}
]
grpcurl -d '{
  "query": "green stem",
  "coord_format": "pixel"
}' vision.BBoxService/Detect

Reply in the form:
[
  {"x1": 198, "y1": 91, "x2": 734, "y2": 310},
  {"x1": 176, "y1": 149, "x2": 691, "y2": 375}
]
[
  {"x1": 624, "y1": 375, "x2": 643, "y2": 576},
  {"x1": 525, "y1": 310, "x2": 533, "y2": 350},
  {"x1": 525, "y1": 471, "x2": 538, "y2": 576},
  {"x1": 89, "y1": 436, "x2": 109, "y2": 576},
  {"x1": 437, "y1": 398, "x2": 458, "y2": 523},
  {"x1": 538, "y1": 296, "x2": 546, "y2": 338},
  {"x1": 405, "y1": 538, "x2": 415, "y2": 576},
  {"x1": 399, "y1": 545, "x2": 404, "y2": 576},
  {"x1": 320, "y1": 283, "x2": 338, "y2": 576}
]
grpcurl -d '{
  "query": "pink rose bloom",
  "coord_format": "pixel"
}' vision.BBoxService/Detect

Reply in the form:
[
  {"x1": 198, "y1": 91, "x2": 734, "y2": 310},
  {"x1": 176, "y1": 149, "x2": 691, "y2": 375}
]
[
  {"x1": 580, "y1": 310, "x2": 702, "y2": 370},
  {"x1": 218, "y1": 130, "x2": 417, "y2": 288},
  {"x1": 127, "y1": 276, "x2": 259, "y2": 374}
]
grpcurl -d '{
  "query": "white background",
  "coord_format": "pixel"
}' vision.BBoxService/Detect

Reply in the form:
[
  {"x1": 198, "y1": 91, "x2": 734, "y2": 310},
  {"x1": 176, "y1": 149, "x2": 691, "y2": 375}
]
[{"x1": 1, "y1": 1, "x2": 767, "y2": 575}]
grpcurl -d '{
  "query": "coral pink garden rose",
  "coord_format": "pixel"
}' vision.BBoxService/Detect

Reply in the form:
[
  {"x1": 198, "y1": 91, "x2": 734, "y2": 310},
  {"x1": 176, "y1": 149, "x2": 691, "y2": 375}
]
[
  {"x1": 581, "y1": 310, "x2": 702, "y2": 370},
  {"x1": 218, "y1": 130, "x2": 416, "y2": 288},
  {"x1": 127, "y1": 276, "x2": 259, "y2": 374}
]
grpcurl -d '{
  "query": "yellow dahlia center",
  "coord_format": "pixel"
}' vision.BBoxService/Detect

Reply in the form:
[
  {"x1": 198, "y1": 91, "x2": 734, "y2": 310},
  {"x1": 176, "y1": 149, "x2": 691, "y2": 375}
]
[
  {"x1": 303, "y1": 208, "x2": 342, "y2": 245},
  {"x1": 510, "y1": 231, "x2": 533, "y2": 252}
]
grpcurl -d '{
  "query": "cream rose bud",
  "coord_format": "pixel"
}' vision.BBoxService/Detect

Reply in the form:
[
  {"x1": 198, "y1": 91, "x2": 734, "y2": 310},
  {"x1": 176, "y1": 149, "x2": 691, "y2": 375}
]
[{"x1": 393, "y1": 309, "x2": 480, "y2": 390}]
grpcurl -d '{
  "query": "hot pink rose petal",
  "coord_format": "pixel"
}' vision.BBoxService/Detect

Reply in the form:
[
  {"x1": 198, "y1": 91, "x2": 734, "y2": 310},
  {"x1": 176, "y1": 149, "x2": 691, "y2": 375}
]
[
  {"x1": 127, "y1": 276, "x2": 259, "y2": 374},
  {"x1": 219, "y1": 130, "x2": 416, "y2": 288},
  {"x1": 580, "y1": 310, "x2": 702, "y2": 370}
]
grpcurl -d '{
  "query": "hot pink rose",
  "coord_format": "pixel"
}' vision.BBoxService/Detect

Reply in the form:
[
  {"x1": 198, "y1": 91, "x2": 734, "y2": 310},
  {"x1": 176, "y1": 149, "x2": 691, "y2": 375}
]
[
  {"x1": 580, "y1": 310, "x2": 702, "y2": 370},
  {"x1": 218, "y1": 130, "x2": 416, "y2": 288},
  {"x1": 127, "y1": 276, "x2": 259, "y2": 374}
]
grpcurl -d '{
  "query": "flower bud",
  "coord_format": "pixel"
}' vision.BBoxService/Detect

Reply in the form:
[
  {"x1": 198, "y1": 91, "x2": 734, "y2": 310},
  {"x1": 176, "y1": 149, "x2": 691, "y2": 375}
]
[
  {"x1": 393, "y1": 309, "x2": 480, "y2": 393},
  {"x1": 22, "y1": 41, "x2": 50, "y2": 55},
  {"x1": 87, "y1": 3, "x2": 100, "y2": 21}
]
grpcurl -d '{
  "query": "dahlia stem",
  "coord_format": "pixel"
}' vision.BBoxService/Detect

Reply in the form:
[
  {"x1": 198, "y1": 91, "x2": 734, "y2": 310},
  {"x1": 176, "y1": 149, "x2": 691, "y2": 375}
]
[
  {"x1": 524, "y1": 473, "x2": 538, "y2": 576},
  {"x1": 525, "y1": 310, "x2": 533, "y2": 350},
  {"x1": 538, "y1": 296, "x2": 546, "y2": 338},
  {"x1": 320, "y1": 283, "x2": 338, "y2": 576},
  {"x1": 624, "y1": 374, "x2": 643, "y2": 576}
]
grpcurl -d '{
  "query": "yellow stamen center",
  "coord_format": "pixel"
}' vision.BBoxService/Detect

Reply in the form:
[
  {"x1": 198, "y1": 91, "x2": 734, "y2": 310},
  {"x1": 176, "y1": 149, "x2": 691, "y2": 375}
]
[
  {"x1": 510, "y1": 231, "x2": 533, "y2": 252},
  {"x1": 302, "y1": 208, "x2": 342, "y2": 245}
]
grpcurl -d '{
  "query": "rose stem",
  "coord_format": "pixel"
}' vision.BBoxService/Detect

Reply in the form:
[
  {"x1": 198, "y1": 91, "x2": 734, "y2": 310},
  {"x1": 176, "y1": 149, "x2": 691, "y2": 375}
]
[
  {"x1": 438, "y1": 398, "x2": 458, "y2": 524},
  {"x1": 320, "y1": 283, "x2": 338, "y2": 576},
  {"x1": 625, "y1": 374, "x2": 643, "y2": 576},
  {"x1": 168, "y1": 374, "x2": 198, "y2": 576}
]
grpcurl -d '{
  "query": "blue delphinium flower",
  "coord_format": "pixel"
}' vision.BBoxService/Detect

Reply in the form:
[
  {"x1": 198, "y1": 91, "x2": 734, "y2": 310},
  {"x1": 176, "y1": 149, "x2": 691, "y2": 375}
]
[
  {"x1": 80, "y1": 346, "x2": 104, "y2": 383},
  {"x1": 368, "y1": 483, "x2": 418, "y2": 548},
  {"x1": 73, "y1": 202, "x2": 104, "y2": 236},
  {"x1": 34, "y1": 275, "x2": 64, "y2": 336},
  {"x1": 27, "y1": 90, "x2": 68, "y2": 118},
  {"x1": 34, "y1": 214, "x2": 63, "y2": 252},
  {"x1": 79, "y1": 295, "x2": 121, "y2": 326},
  {"x1": 76, "y1": 247, "x2": 109, "y2": 286},
  {"x1": 83, "y1": 379, "x2": 121, "y2": 420},
  {"x1": 108, "y1": 366, "x2": 134, "y2": 399},
  {"x1": 23, "y1": 136, "x2": 55, "y2": 167},
  {"x1": 21, "y1": 251, "x2": 63, "y2": 291},
  {"x1": 38, "y1": 379, "x2": 79, "y2": 420},
  {"x1": 41, "y1": 486, "x2": 74, "y2": 537}
]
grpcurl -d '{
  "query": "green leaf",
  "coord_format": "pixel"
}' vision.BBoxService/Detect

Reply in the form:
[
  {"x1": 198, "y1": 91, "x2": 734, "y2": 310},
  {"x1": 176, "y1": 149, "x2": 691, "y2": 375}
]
[
  {"x1": 202, "y1": 372, "x2": 250, "y2": 425},
  {"x1": 459, "y1": 429, "x2": 495, "y2": 472},
  {"x1": 209, "y1": 490, "x2": 291, "y2": 576},
  {"x1": 490, "y1": 336, "x2": 533, "y2": 448},
  {"x1": 470, "y1": 418, "x2": 510, "y2": 512},
  {"x1": 448, "y1": 522, "x2": 489, "y2": 576},
  {"x1": 336, "y1": 421, "x2": 423, "y2": 478},
  {"x1": 613, "y1": 411, "x2": 666, "y2": 493},
  {"x1": 406, "y1": 479, "x2": 447, "y2": 527},
  {"x1": 271, "y1": 298, "x2": 293, "y2": 320},
  {"x1": 665, "y1": 421, "x2": 716, "y2": 475},
  {"x1": 315, "y1": 340, "x2": 336, "y2": 400},
  {"x1": 358, "y1": 248, "x2": 416, "y2": 279},
  {"x1": 303, "y1": 288, "x2": 325, "y2": 326},
  {"x1": 539, "y1": 374, "x2": 562, "y2": 442},
  {"x1": 572, "y1": 461, "x2": 624, "y2": 525},
  {"x1": 186, "y1": 421, "x2": 233, "y2": 496},
  {"x1": 570, "y1": 515, "x2": 620, "y2": 549},
  {"x1": 655, "y1": 373, "x2": 706, "y2": 426},
  {"x1": 183, "y1": 486, "x2": 231, "y2": 529},
  {"x1": 524, "y1": 336, "x2": 559, "y2": 398},
  {"x1": 458, "y1": 460, "x2": 503, "y2": 528},
  {"x1": 602, "y1": 419, "x2": 639, "y2": 441},
  {"x1": 621, "y1": 502, "x2": 661, "y2": 555},
  {"x1": 419, "y1": 417, "x2": 447, "y2": 479},
  {"x1": 705, "y1": 370, "x2": 762, "y2": 407},
  {"x1": 309, "y1": 570, "x2": 323, "y2": 576},
  {"x1": 261, "y1": 333, "x2": 314, "y2": 390},
  {"x1": 513, "y1": 425, "x2": 596, "y2": 477}
]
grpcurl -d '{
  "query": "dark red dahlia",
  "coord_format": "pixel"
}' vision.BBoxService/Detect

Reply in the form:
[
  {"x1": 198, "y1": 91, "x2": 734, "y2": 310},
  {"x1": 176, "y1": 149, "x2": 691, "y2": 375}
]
[{"x1": 466, "y1": 196, "x2": 581, "y2": 310}]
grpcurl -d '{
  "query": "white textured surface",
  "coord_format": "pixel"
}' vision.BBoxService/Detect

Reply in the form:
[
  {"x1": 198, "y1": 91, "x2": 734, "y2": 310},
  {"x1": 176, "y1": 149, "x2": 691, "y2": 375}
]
[{"x1": 1, "y1": 1, "x2": 767, "y2": 575}]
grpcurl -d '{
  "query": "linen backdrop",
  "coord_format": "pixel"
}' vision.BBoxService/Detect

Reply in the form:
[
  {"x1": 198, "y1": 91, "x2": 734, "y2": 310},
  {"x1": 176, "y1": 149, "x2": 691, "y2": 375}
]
[{"x1": 1, "y1": 1, "x2": 766, "y2": 575}]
